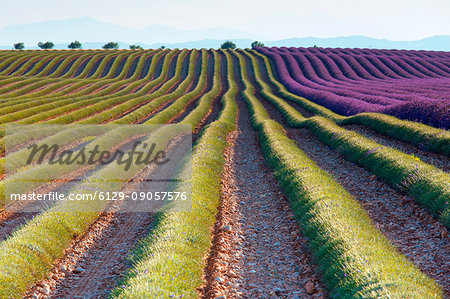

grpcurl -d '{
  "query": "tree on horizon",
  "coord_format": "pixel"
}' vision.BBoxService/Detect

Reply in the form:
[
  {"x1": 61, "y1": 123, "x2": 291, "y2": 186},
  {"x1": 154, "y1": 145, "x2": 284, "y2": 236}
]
[
  {"x1": 103, "y1": 42, "x2": 119, "y2": 49},
  {"x1": 38, "y1": 41, "x2": 54, "y2": 49},
  {"x1": 129, "y1": 44, "x2": 143, "y2": 50},
  {"x1": 221, "y1": 41, "x2": 236, "y2": 50},
  {"x1": 68, "y1": 41, "x2": 82, "y2": 49},
  {"x1": 251, "y1": 41, "x2": 264, "y2": 48},
  {"x1": 14, "y1": 43, "x2": 24, "y2": 50}
]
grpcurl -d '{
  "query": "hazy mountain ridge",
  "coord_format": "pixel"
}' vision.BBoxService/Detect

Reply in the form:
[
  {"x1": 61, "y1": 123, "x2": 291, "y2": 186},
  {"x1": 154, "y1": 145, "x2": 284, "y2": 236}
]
[
  {"x1": 1, "y1": 17, "x2": 448, "y2": 51},
  {"x1": 0, "y1": 17, "x2": 260, "y2": 47},
  {"x1": 268, "y1": 35, "x2": 450, "y2": 51}
]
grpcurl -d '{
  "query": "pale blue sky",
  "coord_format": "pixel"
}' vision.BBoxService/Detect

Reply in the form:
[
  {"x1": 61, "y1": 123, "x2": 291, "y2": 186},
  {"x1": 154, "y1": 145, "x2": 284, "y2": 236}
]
[{"x1": 2, "y1": 0, "x2": 449, "y2": 40}]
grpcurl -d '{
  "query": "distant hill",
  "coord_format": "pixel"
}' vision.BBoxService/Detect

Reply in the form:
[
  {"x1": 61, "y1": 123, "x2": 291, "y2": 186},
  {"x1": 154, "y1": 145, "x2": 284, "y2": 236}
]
[
  {"x1": 0, "y1": 17, "x2": 260, "y2": 49},
  {"x1": 266, "y1": 35, "x2": 450, "y2": 51},
  {"x1": 0, "y1": 17, "x2": 448, "y2": 51},
  {"x1": 144, "y1": 36, "x2": 450, "y2": 51}
]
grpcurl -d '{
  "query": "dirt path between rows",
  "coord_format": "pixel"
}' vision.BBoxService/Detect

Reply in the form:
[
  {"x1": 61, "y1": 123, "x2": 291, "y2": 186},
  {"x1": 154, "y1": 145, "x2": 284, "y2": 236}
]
[
  {"x1": 202, "y1": 55, "x2": 326, "y2": 299},
  {"x1": 44, "y1": 211, "x2": 154, "y2": 299},
  {"x1": 0, "y1": 212, "x2": 36, "y2": 242}
]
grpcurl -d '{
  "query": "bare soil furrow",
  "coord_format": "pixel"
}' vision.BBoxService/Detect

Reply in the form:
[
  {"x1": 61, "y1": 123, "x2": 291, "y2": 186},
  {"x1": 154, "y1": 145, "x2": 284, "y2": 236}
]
[
  {"x1": 0, "y1": 212, "x2": 37, "y2": 242},
  {"x1": 43, "y1": 212, "x2": 154, "y2": 299},
  {"x1": 203, "y1": 55, "x2": 326, "y2": 299}
]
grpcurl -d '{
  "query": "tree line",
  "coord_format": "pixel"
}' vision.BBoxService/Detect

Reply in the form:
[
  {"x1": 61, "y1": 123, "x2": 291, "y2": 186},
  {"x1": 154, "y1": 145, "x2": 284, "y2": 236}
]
[{"x1": 12, "y1": 40, "x2": 266, "y2": 50}]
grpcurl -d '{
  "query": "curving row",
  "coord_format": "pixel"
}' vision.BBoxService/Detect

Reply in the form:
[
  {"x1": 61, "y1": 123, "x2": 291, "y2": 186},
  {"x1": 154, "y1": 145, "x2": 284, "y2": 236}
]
[{"x1": 257, "y1": 47, "x2": 450, "y2": 128}]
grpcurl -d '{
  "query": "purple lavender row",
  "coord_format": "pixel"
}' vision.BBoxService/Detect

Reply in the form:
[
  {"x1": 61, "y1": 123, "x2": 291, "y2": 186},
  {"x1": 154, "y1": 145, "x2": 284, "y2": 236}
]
[
  {"x1": 278, "y1": 49, "x2": 449, "y2": 105},
  {"x1": 296, "y1": 47, "x2": 450, "y2": 63},
  {"x1": 295, "y1": 46, "x2": 450, "y2": 60},
  {"x1": 287, "y1": 48, "x2": 450, "y2": 99},
  {"x1": 286, "y1": 47, "x2": 450, "y2": 127},
  {"x1": 292, "y1": 48, "x2": 440, "y2": 79},
  {"x1": 257, "y1": 47, "x2": 450, "y2": 129},
  {"x1": 299, "y1": 53, "x2": 448, "y2": 101},
  {"x1": 273, "y1": 48, "x2": 450, "y2": 93},
  {"x1": 268, "y1": 47, "x2": 446, "y2": 102},
  {"x1": 286, "y1": 52, "x2": 449, "y2": 110},
  {"x1": 288, "y1": 53, "x2": 411, "y2": 104},
  {"x1": 260, "y1": 48, "x2": 386, "y2": 114},
  {"x1": 297, "y1": 51, "x2": 450, "y2": 97}
]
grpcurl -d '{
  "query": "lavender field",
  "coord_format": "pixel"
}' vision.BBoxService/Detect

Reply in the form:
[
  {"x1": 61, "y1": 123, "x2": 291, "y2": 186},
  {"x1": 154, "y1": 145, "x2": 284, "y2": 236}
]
[
  {"x1": 258, "y1": 47, "x2": 450, "y2": 129},
  {"x1": 0, "y1": 47, "x2": 448, "y2": 298}
]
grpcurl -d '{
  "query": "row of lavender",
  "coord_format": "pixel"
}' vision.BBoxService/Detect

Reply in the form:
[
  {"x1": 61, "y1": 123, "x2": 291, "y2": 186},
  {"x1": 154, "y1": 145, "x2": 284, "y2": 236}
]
[{"x1": 257, "y1": 47, "x2": 450, "y2": 129}]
